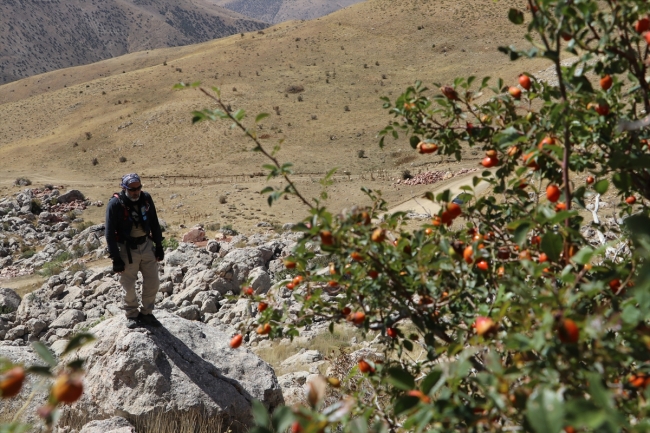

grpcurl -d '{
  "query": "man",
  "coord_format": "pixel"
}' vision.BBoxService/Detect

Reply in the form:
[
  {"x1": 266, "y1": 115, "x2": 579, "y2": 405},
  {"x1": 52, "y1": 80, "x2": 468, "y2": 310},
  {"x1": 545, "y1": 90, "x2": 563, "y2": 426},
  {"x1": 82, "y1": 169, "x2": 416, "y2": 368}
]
[{"x1": 105, "y1": 173, "x2": 164, "y2": 329}]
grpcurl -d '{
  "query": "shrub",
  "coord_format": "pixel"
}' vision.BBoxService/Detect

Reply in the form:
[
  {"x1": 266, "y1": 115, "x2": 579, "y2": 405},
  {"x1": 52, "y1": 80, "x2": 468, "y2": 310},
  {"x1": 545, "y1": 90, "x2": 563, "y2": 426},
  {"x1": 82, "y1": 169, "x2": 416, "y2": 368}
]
[
  {"x1": 183, "y1": 3, "x2": 650, "y2": 431},
  {"x1": 119, "y1": 156, "x2": 127, "y2": 163},
  {"x1": 357, "y1": 149, "x2": 365, "y2": 158},
  {"x1": 30, "y1": 198, "x2": 42, "y2": 215},
  {"x1": 91, "y1": 157, "x2": 98, "y2": 166},
  {"x1": 13, "y1": 177, "x2": 31, "y2": 186},
  {"x1": 401, "y1": 169, "x2": 412, "y2": 180},
  {"x1": 218, "y1": 195, "x2": 227, "y2": 204},
  {"x1": 221, "y1": 224, "x2": 238, "y2": 236},
  {"x1": 20, "y1": 249, "x2": 36, "y2": 259},
  {"x1": 161, "y1": 237, "x2": 179, "y2": 250}
]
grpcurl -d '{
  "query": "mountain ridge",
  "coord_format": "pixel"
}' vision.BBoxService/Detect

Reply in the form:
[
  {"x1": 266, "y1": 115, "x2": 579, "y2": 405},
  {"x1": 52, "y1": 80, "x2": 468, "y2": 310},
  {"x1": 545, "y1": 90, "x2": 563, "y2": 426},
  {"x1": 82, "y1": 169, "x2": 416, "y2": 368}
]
[{"x1": 0, "y1": 0, "x2": 267, "y2": 84}]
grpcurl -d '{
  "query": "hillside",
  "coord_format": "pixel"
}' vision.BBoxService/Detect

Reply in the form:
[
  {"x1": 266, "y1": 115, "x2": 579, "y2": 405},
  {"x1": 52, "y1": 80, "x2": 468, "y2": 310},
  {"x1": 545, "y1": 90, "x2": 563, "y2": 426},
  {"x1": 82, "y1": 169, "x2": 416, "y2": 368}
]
[
  {"x1": 209, "y1": 0, "x2": 365, "y2": 24},
  {"x1": 0, "y1": 0, "x2": 550, "y2": 234},
  {"x1": 0, "y1": 0, "x2": 266, "y2": 84}
]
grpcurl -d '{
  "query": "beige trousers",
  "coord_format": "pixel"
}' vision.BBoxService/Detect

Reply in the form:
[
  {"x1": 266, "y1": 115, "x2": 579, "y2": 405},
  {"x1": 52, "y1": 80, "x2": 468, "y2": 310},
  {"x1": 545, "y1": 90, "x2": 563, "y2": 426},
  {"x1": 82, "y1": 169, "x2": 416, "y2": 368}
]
[{"x1": 117, "y1": 239, "x2": 160, "y2": 318}]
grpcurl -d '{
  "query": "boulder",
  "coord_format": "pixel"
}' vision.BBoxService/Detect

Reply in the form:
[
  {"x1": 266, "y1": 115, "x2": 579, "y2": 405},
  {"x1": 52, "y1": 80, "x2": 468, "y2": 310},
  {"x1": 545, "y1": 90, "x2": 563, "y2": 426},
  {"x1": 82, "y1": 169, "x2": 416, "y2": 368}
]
[
  {"x1": 79, "y1": 416, "x2": 135, "y2": 433},
  {"x1": 280, "y1": 350, "x2": 323, "y2": 368},
  {"x1": 57, "y1": 190, "x2": 85, "y2": 203},
  {"x1": 50, "y1": 309, "x2": 85, "y2": 329},
  {"x1": 63, "y1": 310, "x2": 283, "y2": 429},
  {"x1": 0, "y1": 346, "x2": 49, "y2": 427},
  {"x1": 0, "y1": 287, "x2": 21, "y2": 313},
  {"x1": 248, "y1": 267, "x2": 272, "y2": 294},
  {"x1": 182, "y1": 226, "x2": 207, "y2": 243}
]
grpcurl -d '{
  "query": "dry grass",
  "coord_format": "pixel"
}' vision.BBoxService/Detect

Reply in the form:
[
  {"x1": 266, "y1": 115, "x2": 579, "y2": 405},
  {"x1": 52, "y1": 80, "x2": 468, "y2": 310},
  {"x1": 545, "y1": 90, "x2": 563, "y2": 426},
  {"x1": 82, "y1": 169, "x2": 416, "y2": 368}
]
[
  {"x1": 254, "y1": 324, "x2": 370, "y2": 376},
  {"x1": 0, "y1": 0, "x2": 549, "y2": 234},
  {"x1": 2, "y1": 274, "x2": 46, "y2": 298},
  {"x1": 59, "y1": 408, "x2": 229, "y2": 433}
]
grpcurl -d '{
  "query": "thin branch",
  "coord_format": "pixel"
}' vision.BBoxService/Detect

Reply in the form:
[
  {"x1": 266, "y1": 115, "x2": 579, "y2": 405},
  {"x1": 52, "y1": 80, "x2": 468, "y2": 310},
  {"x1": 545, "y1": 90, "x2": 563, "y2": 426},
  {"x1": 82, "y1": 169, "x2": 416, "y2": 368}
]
[{"x1": 199, "y1": 87, "x2": 314, "y2": 210}]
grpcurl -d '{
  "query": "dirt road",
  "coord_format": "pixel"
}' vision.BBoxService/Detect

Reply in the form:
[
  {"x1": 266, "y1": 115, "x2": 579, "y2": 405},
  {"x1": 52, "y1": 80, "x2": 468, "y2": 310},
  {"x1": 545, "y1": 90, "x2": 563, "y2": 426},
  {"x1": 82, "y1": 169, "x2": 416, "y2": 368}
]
[{"x1": 386, "y1": 171, "x2": 493, "y2": 216}]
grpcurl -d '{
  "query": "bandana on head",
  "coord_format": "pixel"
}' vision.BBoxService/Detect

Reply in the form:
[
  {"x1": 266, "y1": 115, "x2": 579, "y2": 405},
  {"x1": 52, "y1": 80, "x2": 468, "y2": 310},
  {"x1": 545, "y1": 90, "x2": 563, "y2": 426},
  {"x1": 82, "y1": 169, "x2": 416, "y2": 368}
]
[{"x1": 120, "y1": 173, "x2": 141, "y2": 189}]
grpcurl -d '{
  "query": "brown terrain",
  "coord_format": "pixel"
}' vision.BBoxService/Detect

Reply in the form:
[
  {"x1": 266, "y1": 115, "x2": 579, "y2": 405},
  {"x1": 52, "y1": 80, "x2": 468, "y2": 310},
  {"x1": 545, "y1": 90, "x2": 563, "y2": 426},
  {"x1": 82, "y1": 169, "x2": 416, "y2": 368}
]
[
  {"x1": 0, "y1": 0, "x2": 552, "y2": 240},
  {"x1": 0, "y1": 0, "x2": 266, "y2": 84},
  {"x1": 209, "y1": 0, "x2": 365, "y2": 24}
]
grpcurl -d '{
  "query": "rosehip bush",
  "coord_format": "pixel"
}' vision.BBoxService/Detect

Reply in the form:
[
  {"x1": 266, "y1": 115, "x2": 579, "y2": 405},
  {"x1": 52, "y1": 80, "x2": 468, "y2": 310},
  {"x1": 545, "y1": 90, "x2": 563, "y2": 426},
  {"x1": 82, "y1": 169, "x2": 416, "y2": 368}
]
[
  {"x1": 186, "y1": 1, "x2": 650, "y2": 432},
  {"x1": 0, "y1": 334, "x2": 93, "y2": 432}
]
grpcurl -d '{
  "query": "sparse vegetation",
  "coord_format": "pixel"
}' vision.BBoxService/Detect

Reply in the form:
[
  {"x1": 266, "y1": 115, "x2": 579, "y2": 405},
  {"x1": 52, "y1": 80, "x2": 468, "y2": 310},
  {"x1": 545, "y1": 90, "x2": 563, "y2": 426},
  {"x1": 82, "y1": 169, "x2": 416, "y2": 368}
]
[
  {"x1": 162, "y1": 237, "x2": 179, "y2": 250},
  {"x1": 119, "y1": 156, "x2": 127, "y2": 163},
  {"x1": 13, "y1": 177, "x2": 31, "y2": 186}
]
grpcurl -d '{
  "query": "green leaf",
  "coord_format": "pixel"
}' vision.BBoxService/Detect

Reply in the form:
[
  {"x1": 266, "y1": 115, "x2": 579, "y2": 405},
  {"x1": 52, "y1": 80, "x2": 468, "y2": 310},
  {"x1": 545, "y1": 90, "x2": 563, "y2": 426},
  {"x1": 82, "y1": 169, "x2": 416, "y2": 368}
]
[
  {"x1": 172, "y1": 83, "x2": 187, "y2": 89},
  {"x1": 255, "y1": 113, "x2": 270, "y2": 123},
  {"x1": 349, "y1": 417, "x2": 368, "y2": 433},
  {"x1": 394, "y1": 396, "x2": 420, "y2": 415},
  {"x1": 571, "y1": 246, "x2": 593, "y2": 265},
  {"x1": 593, "y1": 179, "x2": 609, "y2": 194},
  {"x1": 233, "y1": 109, "x2": 246, "y2": 121},
  {"x1": 251, "y1": 400, "x2": 270, "y2": 428},
  {"x1": 25, "y1": 365, "x2": 53, "y2": 377},
  {"x1": 271, "y1": 406, "x2": 293, "y2": 433},
  {"x1": 402, "y1": 340, "x2": 414, "y2": 351},
  {"x1": 541, "y1": 232, "x2": 563, "y2": 262},
  {"x1": 31, "y1": 342, "x2": 56, "y2": 367},
  {"x1": 190, "y1": 81, "x2": 201, "y2": 88},
  {"x1": 513, "y1": 221, "x2": 532, "y2": 246},
  {"x1": 409, "y1": 136, "x2": 420, "y2": 149},
  {"x1": 420, "y1": 369, "x2": 442, "y2": 394},
  {"x1": 386, "y1": 367, "x2": 415, "y2": 391},
  {"x1": 62, "y1": 333, "x2": 95, "y2": 356},
  {"x1": 525, "y1": 388, "x2": 565, "y2": 433},
  {"x1": 508, "y1": 8, "x2": 525, "y2": 25}
]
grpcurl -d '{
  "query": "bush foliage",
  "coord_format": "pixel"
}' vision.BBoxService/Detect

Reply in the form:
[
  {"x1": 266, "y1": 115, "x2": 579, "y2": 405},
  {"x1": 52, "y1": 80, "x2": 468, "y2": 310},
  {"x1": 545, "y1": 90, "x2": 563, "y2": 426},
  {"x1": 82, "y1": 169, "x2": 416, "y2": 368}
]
[{"x1": 185, "y1": 1, "x2": 650, "y2": 432}]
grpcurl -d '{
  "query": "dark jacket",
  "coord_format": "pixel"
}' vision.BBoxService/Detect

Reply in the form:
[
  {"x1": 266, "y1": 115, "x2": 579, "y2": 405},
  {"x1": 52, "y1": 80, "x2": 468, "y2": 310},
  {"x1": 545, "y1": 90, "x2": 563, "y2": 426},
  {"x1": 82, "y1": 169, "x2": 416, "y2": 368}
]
[{"x1": 104, "y1": 191, "x2": 163, "y2": 260}]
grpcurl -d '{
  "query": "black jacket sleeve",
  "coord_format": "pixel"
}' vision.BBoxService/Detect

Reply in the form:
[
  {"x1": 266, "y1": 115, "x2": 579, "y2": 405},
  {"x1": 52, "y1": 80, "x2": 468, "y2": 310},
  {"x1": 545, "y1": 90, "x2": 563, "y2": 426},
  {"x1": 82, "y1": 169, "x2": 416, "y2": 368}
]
[
  {"x1": 146, "y1": 192, "x2": 164, "y2": 246},
  {"x1": 105, "y1": 197, "x2": 121, "y2": 260}
]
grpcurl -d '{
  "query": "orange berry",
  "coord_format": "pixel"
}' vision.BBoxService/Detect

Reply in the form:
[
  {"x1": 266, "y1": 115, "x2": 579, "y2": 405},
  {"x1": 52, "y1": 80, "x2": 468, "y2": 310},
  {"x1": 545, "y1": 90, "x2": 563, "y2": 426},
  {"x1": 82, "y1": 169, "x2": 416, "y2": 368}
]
[
  {"x1": 509, "y1": 86, "x2": 522, "y2": 99},
  {"x1": 546, "y1": 184, "x2": 561, "y2": 203},
  {"x1": 320, "y1": 230, "x2": 333, "y2": 245},
  {"x1": 371, "y1": 228, "x2": 386, "y2": 242},
  {"x1": 230, "y1": 334, "x2": 243, "y2": 348},
  {"x1": 286, "y1": 282, "x2": 295, "y2": 290},
  {"x1": 350, "y1": 252, "x2": 364, "y2": 262},
  {"x1": 258, "y1": 302, "x2": 268, "y2": 312},
  {"x1": 406, "y1": 389, "x2": 431, "y2": 403},
  {"x1": 0, "y1": 367, "x2": 25, "y2": 398},
  {"x1": 558, "y1": 319, "x2": 579, "y2": 344},
  {"x1": 463, "y1": 246, "x2": 474, "y2": 264},
  {"x1": 519, "y1": 74, "x2": 531, "y2": 91},
  {"x1": 475, "y1": 316, "x2": 496, "y2": 336},
  {"x1": 600, "y1": 75, "x2": 613, "y2": 90},
  {"x1": 625, "y1": 196, "x2": 636, "y2": 205},
  {"x1": 476, "y1": 259, "x2": 489, "y2": 271},
  {"x1": 417, "y1": 142, "x2": 439, "y2": 154},
  {"x1": 256, "y1": 323, "x2": 272, "y2": 335},
  {"x1": 51, "y1": 373, "x2": 83, "y2": 404},
  {"x1": 386, "y1": 327, "x2": 398, "y2": 338},
  {"x1": 358, "y1": 359, "x2": 375, "y2": 373},
  {"x1": 351, "y1": 311, "x2": 366, "y2": 325},
  {"x1": 284, "y1": 259, "x2": 297, "y2": 269}
]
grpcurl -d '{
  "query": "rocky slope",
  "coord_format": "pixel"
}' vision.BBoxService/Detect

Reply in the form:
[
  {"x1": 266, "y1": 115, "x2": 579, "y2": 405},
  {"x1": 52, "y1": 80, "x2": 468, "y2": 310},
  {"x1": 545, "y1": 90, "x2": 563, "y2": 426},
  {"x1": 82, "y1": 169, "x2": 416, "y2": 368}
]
[
  {"x1": 211, "y1": 0, "x2": 365, "y2": 24},
  {"x1": 0, "y1": 0, "x2": 266, "y2": 84}
]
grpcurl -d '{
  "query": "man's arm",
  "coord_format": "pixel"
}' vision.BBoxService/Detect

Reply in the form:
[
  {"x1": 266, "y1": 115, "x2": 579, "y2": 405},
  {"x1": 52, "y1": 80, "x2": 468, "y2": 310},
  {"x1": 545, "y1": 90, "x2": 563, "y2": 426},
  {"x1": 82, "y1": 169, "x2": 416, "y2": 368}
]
[
  {"x1": 104, "y1": 199, "x2": 121, "y2": 259},
  {"x1": 146, "y1": 193, "x2": 163, "y2": 246}
]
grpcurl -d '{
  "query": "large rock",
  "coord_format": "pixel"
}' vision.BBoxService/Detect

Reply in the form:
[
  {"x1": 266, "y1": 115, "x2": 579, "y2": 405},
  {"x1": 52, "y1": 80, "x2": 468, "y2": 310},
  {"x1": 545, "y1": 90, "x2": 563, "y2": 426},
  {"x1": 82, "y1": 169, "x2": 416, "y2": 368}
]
[
  {"x1": 182, "y1": 226, "x2": 207, "y2": 243},
  {"x1": 0, "y1": 346, "x2": 49, "y2": 428},
  {"x1": 79, "y1": 416, "x2": 135, "y2": 433},
  {"x1": 50, "y1": 309, "x2": 85, "y2": 329},
  {"x1": 63, "y1": 310, "x2": 283, "y2": 430},
  {"x1": 57, "y1": 189, "x2": 85, "y2": 203},
  {"x1": 0, "y1": 287, "x2": 21, "y2": 313}
]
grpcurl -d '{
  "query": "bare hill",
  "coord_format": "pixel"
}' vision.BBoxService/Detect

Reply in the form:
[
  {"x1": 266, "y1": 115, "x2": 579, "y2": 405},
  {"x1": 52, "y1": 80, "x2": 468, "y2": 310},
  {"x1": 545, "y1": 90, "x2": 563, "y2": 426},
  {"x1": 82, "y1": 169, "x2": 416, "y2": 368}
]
[
  {"x1": 209, "y1": 0, "x2": 365, "y2": 24},
  {"x1": 0, "y1": 0, "x2": 266, "y2": 84},
  {"x1": 0, "y1": 0, "x2": 550, "y2": 233}
]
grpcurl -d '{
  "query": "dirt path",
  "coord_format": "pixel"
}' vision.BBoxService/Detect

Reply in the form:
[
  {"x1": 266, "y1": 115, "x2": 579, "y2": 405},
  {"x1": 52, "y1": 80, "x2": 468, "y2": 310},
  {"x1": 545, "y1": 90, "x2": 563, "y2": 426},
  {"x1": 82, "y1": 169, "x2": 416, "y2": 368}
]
[{"x1": 385, "y1": 171, "x2": 493, "y2": 216}]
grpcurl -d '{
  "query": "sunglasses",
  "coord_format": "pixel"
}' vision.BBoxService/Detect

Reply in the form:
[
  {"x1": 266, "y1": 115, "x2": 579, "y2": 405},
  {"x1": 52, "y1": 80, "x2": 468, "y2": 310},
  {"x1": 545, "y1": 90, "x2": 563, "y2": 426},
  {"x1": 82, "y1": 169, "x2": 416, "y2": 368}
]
[{"x1": 125, "y1": 185, "x2": 142, "y2": 192}]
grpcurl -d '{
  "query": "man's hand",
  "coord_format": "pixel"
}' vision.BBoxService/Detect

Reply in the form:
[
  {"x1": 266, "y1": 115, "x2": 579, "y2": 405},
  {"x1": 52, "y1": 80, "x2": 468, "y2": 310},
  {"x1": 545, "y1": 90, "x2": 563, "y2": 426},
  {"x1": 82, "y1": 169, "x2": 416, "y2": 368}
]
[
  {"x1": 112, "y1": 257, "x2": 125, "y2": 273},
  {"x1": 155, "y1": 244, "x2": 164, "y2": 262}
]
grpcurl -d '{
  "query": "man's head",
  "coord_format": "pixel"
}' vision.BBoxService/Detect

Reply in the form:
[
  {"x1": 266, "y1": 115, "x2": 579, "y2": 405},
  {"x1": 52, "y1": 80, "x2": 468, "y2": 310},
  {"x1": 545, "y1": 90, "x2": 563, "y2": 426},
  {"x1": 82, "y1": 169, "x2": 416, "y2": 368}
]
[{"x1": 120, "y1": 173, "x2": 142, "y2": 202}]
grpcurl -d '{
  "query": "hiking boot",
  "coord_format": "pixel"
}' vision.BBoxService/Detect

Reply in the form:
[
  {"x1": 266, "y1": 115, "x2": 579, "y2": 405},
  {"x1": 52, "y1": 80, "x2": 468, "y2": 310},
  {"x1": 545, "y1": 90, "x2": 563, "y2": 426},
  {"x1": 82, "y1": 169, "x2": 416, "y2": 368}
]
[
  {"x1": 139, "y1": 313, "x2": 162, "y2": 328},
  {"x1": 126, "y1": 316, "x2": 142, "y2": 329}
]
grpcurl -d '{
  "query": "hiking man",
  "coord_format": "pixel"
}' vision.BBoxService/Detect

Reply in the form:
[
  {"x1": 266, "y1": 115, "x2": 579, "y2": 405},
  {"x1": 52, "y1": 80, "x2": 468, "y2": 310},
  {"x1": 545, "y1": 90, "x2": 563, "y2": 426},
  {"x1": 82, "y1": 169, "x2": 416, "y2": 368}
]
[{"x1": 105, "y1": 173, "x2": 164, "y2": 329}]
